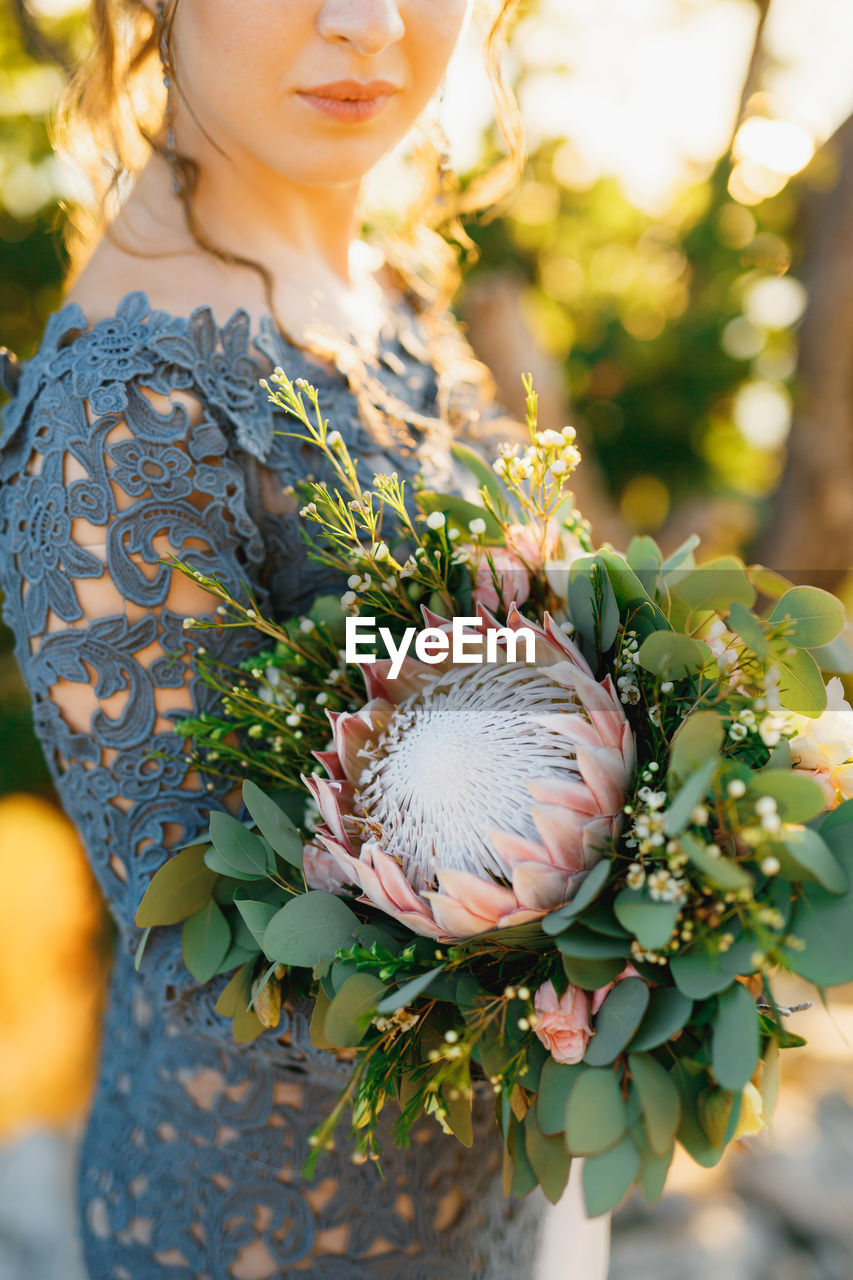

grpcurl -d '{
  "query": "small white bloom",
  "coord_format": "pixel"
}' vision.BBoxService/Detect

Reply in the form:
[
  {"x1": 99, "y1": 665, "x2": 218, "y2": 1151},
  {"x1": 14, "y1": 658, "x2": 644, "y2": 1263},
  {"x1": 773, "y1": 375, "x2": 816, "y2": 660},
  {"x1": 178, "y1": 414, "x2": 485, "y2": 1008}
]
[
  {"x1": 727, "y1": 779, "x2": 747, "y2": 798},
  {"x1": 326, "y1": 430, "x2": 343, "y2": 447},
  {"x1": 468, "y1": 518, "x2": 487, "y2": 536},
  {"x1": 426, "y1": 511, "x2": 446, "y2": 530},
  {"x1": 660, "y1": 680, "x2": 674, "y2": 694},
  {"x1": 347, "y1": 574, "x2": 362, "y2": 589},
  {"x1": 755, "y1": 795, "x2": 778, "y2": 817},
  {"x1": 341, "y1": 591, "x2": 357, "y2": 607},
  {"x1": 549, "y1": 459, "x2": 568, "y2": 477},
  {"x1": 299, "y1": 618, "x2": 316, "y2": 634},
  {"x1": 315, "y1": 692, "x2": 329, "y2": 706},
  {"x1": 286, "y1": 713, "x2": 301, "y2": 727},
  {"x1": 760, "y1": 855, "x2": 781, "y2": 876},
  {"x1": 690, "y1": 804, "x2": 709, "y2": 826},
  {"x1": 374, "y1": 541, "x2": 389, "y2": 561}
]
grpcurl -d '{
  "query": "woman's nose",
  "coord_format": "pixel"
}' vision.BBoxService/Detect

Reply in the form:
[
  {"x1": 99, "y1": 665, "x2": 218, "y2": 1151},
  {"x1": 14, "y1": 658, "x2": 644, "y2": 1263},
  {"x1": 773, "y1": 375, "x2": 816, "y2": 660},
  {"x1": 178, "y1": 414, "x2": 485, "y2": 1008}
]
[{"x1": 317, "y1": 0, "x2": 405, "y2": 55}]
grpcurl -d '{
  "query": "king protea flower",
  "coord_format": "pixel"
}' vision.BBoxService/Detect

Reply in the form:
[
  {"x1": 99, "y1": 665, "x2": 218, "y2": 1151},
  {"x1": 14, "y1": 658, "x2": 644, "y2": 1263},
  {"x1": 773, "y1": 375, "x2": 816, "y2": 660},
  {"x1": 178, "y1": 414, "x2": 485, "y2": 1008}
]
[{"x1": 302, "y1": 604, "x2": 635, "y2": 941}]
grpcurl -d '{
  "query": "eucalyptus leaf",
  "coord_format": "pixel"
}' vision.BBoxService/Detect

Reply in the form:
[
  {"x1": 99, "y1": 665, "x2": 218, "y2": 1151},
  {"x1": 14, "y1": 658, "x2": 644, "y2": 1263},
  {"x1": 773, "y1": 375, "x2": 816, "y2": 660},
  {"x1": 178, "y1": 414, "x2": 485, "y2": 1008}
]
[
  {"x1": 450, "y1": 441, "x2": 508, "y2": 505},
  {"x1": 565, "y1": 1068, "x2": 627, "y2": 1156},
  {"x1": 581, "y1": 1135, "x2": 640, "y2": 1216},
  {"x1": 182, "y1": 900, "x2": 231, "y2": 984},
  {"x1": 636, "y1": 631, "x2": 712, "y2": 680},
  {"x1": 323, "y1": 972, "x2": 386, "y2": 1048},
  {"x1": 375, "y1": 965, "x2": 444, "y2": 1014},
  {"x1": 776, "y1": 648, "x2": 827, "y2": 717},
  {"x1": 711, "y1": 983, "x2": 760, "y2": 1090},
  {"x1": 562, "y1": 954, "x2": 626, "y2": 989},
  {"x1": 207, "y1": 811, "x2": 269, "y2": 879},
  {"x1": 747, "y1": 769, "x2": 828, "y2": 824},
  {"x1": 309, "y1": 985, "x2": 334, "y2": 1050},
  {"x1": 660, "y1": 534, "x2": 700, "y2": 577},
  {"x1": 556, "y1": 928, "x2": 630, "y2": 959},
  {"x1": 768, "y1": 586, "x2": 846, "y2": 649},
  {"x1": 628, "y1": 1052, "x2": 681, "y2": 1156},
  {"x1": 524, "y1": 1110, "x2": 572, "y2": 1203},
  {"x1": 668, "y1": 557, "x2": 754, "y2": 613},
  {"x1": 680, "y1": 832, "x2": 754, "y2": 892},
  {"x1": 234, "y1": 897, "x2": 279, "y2": 946},
  {"x1": 613, "y1": 889, "x2": 680, "y2": 951},
  {"x1": 670, "y1": 949, "x2": 735, "y2": 1000},
  {"x1": 584, "y1": 979, "x2": 650, "y2": 1067},
  {"x1": 785, "y1": 879, "x2": 853, "y2": 985},
  {"x1": 668, "y1": 710, "x2": 725, "y2": 783},
  {"x1": 263, "y1": 890, "x2": 359, "y2": 968},
  {"x1": 728, "y1": 601, "x2": 769, "y2": 660},
  {"x1": 670, "y1": 1059, "x2": 725, "y2": 1168},
  {"x1": 537, "y1": 1058, "x2": 583, "y2": 1135},
  {"x1": 775, "y1": 826, "x2": 848, "y2": 894},
  {"x1": 215, "y1": 963, "x2": 251, "y2": 1018},
  {"x1": 630, "y1": 987, "x2": 693, "y2": 1052},
  {"x1": 241, "y1": 780, "x2": 304, "y2": 868},
  {"x1": 135, "y1": 843, "x2": 219, "y2": 927},
  {"x1": 663, "y1": 758, "x2": 720, "y2": 837},
  {"x1": 509, "y1": 1116, "x2": 539, "y2": 1198}
]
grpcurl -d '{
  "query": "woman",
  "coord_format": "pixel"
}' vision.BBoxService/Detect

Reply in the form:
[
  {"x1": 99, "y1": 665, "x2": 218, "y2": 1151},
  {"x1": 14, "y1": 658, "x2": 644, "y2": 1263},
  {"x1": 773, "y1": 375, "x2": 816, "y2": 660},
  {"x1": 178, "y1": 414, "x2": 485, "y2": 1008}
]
[{"x1": 0, "y1": 1, "x2": 610, "y2": 1275}]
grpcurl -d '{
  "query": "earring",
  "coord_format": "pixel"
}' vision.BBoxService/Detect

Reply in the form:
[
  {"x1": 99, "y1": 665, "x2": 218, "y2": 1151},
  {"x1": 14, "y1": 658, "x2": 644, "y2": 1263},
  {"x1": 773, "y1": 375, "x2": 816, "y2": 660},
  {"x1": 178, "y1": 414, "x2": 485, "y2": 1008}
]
[{"x1": 156, "y1": 0, "x2": 181, "y2": 196}]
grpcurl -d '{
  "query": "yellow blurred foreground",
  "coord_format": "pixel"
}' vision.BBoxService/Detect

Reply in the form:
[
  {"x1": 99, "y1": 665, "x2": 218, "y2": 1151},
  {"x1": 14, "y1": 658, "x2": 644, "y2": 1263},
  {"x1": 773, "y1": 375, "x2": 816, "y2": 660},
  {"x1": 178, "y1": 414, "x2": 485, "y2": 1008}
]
[{"x1": 0, "y1": 793, "x2": 108, "y2": 1138}]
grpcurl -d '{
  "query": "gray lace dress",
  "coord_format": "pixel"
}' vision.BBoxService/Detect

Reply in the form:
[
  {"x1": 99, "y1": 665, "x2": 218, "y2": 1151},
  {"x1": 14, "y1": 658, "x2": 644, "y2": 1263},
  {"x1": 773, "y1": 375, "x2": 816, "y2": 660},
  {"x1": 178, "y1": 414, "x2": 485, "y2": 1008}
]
[{"x1": 0, "y1": 289, "x2": 547, "y2": 1279}]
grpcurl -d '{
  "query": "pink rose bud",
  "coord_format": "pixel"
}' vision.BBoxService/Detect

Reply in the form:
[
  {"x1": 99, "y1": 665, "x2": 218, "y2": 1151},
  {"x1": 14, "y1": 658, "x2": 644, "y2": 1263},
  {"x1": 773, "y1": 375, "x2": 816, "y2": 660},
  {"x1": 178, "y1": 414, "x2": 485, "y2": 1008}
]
[
  {"x1": 590, "y1": 962, "x2": 643, "y2": 1016},
  {"x1": 533, "y1": 979, "x2": 592, "y2": 1065}
]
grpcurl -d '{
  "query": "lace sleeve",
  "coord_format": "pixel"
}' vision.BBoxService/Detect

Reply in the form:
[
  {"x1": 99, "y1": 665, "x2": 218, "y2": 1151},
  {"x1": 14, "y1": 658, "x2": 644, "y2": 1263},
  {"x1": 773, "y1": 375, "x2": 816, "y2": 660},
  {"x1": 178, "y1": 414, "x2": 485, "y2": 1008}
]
[{"x1": 0, "y1": 364, "x2": 265, "y2": 942}]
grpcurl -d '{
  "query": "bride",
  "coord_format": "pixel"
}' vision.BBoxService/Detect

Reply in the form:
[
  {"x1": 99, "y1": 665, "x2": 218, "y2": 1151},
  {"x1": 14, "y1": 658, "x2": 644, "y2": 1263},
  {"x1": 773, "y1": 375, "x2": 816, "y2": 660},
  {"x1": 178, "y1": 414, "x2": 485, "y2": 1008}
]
[{"x1": 0, "y1": 1, "x2": 610, "y2": 1275}]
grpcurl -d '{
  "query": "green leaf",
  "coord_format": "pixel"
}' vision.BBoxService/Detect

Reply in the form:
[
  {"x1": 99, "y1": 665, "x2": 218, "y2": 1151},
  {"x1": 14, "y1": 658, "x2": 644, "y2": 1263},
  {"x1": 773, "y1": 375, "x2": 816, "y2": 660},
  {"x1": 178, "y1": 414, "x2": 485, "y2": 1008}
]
[
  {"x1": 263, "y1": 890, "x2": 359, "y2": 968},
  {"x1": 415, "y1": 490, "x2": 503, "y2": 541},
  {"x1": 375, "y1": 965, "x2": 444, "y2": 1014},
  {"x1": 206, "y1": 811, "x2": 269, "y2": 879},
  {"x1": 670, "y1": 948, "x2": 735, "y2": 999},
  {"x1": 234, "y1": 896, "x2": 279, "y2": 946},
  {"x1": 565, "y1": 1068, "x2": 627, "y2": 1156},
  {"x1": 776, "y1": 648, "x2": 827, "y2": 717},
  {"x1": 309, "y1": 986, "x2": 334, "y2": 1050},
  {"x1": 712, "y1": 983, "x2": 760, "y2": 1090},
  {"x1": 135, "y1": 844, "x2": 219, "y2": 926},
  {"x1": 584, "y1": 979, "x2": 650, "y2": 1067},
  {"x1": 668, "y1": 556, "x2": 755, "y2": 613},
  {"x1": 626, "y1": 535, "x2": 663, "y2": 592},
  {"x1": 508, "y1": 1117, "x2": 539, "y2": 1198},
  {"x1": 637, "y1": 1135, "x2": 674, "y2": 1205},
  {"x1": 215, "y1": 963, "x2": 251, "y2": 1017},
  {"x1": 241, "y1": 781, "x2": 304, "y2": 868},
  {"x1": 775, "y1": 826, "x2": 848, "y2": 894},
  {"x1": 628, "y1": 1052, "x2": 681, "y2": 1156},
  {"x1": 442, "y1": 1082, "x2": 474, "y2": 1148},
  {"x1": 663, "y1": 758, "x2": 720, "y2": 836},
  {"x1": 768, "y1": 586, "x2": 846, "y2": 649},
  {"x1": 680, "y1": 832, "x2": 754, "y2": 892},
  {"x1": 534, "y1": 1058, "x2": 580, "y2": 1135},
  {"x1": 809, "y1": 632, "x2": 853, "y2": 675},
  {"x1": 636, "y1": 631, "x2": 712, "y2": 679},
  {"x1": 181, "y1": 900, "x2": 231, "y2": 984},
  {"x1": 747, "y1": 769, "x2": 828, "y2": 824},
  {"x1": 728, "y1": 601, "x2": 769, "y2": 660},
  {"x1": 785, "y1": 880, "x2": 853, "y2": 985},
  {"x1": 668, "y1": 710, "x2": 725, "y2": 783},
  {"x1": 613, "y1": 889, "x2": 680, "y2": 950},
  {"x1": 660, "y1": 534, "x2": 700, "y2": 576},
  {"x1": 670, "y1": 1059, "x2": 725, "y2": 1168},
  {"x1": 568, "y1": 558, "x2": 620, "y2": 651},
  {"x1": 542, "y1": 860, "x2": 612, "y2": 935},
  {"x1": 630, "y1": 987, "x2": 693, "y2": 1052},
  {"x1": 562, "y1": 954, "x2": 626, "y2": 989},
  {"x1": 323, "y1": 972, "x2": 386, "y2": 1048},
  {"x1": 524, "y1": 1110, "x2": 572, "y2": 1204},
  {"x1": 450, "y1": 441, "x2": 508, "y2": 505},
  {"x1": 581, "y1": 1135, "x2": 640, "y2": 1216},
  {"x1": 556, "y1": 928, "x2": 630, "y2": 959},
  {"x1": 597, "y1": 547, "x2": 670, "y2": 634}
]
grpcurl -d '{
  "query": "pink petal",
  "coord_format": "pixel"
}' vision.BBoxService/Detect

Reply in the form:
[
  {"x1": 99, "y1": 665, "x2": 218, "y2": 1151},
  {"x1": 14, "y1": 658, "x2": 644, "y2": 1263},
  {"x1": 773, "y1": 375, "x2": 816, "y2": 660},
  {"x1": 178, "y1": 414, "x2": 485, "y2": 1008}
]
[
  {"x1": 311, "y1": 748, "x2": 346, "y2": 781},
  {"x1": 436, "y1": 867, "x2": 519, "y2": 919},
  {"x1": 570, "y1": 669, "x2": 628, "y2": 746},
  {"x1": 363, "y1": 658, "x2": 433, "y2": 703},
  {"x1": 542, "y1": 612, "x2": 594, "y2": 677},
  {"x1": 575, "y1": 744, "x2": 630, "y2": 816},
  {"x1": 581, "y1": 816, "x2": 613, "y2": 867},
  {"x1": 526, "y1": 775, "x2": 599, "y2": 816},
  {"x1": 537, "y1": 713, "x2": 603, "y2": 750},
  {"x1": 302, "y1": 774, "x2": 354, "y2": 851},
  {"x1": 512, "y1": 862, "x2": 573, "y2": 910},
  {"x1": 331, "y1": 699, "x2": 394, "y2": 784},
  {"x1": 490, "y1": 829, "x2": 553, "y2": 869},
  {"x1": 530, "y1": 805, "x2": 588, "y2": 870}
]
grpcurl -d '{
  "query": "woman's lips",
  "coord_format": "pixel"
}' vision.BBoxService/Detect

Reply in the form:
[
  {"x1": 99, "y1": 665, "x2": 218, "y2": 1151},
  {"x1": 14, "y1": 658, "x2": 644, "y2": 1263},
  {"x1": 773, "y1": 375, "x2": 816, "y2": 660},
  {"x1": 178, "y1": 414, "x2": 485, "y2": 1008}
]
[{"x1": 294, "y1": 81, "x2": 397, "y2": 120}]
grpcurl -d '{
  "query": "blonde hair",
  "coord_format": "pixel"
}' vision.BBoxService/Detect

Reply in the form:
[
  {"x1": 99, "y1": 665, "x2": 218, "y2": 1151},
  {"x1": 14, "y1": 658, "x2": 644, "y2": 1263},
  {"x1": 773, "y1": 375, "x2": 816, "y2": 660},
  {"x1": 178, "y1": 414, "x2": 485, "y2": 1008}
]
[{"x1": 56, "y1": 0, "x2": 526, "y2": 317}]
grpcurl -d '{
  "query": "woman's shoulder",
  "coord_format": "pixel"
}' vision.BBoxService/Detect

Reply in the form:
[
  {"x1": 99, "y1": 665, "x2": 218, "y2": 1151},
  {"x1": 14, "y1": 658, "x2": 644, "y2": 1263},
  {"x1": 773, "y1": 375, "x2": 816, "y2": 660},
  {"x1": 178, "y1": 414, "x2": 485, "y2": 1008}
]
[{"x1": 0, "y1": 276, "x2": 278, "y2": 468}]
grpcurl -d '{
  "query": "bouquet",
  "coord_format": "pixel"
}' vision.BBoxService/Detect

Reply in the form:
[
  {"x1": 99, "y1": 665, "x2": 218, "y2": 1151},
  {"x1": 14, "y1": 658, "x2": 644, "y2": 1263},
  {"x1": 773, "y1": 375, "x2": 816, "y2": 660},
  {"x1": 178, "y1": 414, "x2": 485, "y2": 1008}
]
[{"x1": 137, "y1": 369, "x2": 853, "y2": 1217}]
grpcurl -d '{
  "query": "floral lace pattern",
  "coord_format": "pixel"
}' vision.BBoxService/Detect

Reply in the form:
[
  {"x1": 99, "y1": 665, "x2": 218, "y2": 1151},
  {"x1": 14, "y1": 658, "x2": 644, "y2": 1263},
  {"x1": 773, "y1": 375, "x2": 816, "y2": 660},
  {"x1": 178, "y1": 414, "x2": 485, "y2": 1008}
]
[{"x1": 0, "y1": 292, "x2": 546, "y2": 1277}]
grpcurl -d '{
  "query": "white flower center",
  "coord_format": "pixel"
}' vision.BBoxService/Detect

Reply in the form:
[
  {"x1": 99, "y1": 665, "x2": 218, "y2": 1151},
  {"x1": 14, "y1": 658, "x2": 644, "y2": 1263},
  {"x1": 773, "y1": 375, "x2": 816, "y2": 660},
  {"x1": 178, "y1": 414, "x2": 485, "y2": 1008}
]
[{"x1": 355, "y1": 663, "x2": 583, "y2": 889}]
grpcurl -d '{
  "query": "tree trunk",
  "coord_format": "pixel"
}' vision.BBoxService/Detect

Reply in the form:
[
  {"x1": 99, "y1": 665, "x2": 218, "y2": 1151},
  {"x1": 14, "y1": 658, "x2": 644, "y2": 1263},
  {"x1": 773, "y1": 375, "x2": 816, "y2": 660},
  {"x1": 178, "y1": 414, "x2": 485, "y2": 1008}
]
[{"x1": 757, "y1": 113, "x2": 853, "y2": 589}]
